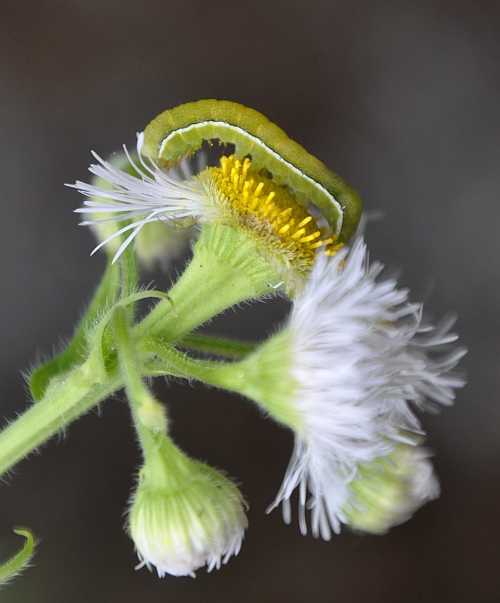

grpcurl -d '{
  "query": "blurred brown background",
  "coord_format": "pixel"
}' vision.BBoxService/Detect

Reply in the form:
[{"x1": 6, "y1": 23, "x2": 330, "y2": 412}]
[{"x1": 0, "y1": 1, "x2": 498, "y2": 601}]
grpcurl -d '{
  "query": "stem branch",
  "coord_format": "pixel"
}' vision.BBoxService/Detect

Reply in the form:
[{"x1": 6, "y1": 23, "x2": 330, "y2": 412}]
[{"x1": 0, "y1": 363, "x2": 120, "y2": 478}]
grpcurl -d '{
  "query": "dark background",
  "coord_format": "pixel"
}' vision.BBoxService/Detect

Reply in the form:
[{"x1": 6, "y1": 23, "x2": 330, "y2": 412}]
[{"x1": 1, "y1": 1, "x2": 498, "y2": 601}]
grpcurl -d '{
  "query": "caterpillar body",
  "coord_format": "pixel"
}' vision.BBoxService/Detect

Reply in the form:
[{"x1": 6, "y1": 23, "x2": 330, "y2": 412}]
[{"x1": 142, "y1": 100, "x2": 362, "y2": 242}]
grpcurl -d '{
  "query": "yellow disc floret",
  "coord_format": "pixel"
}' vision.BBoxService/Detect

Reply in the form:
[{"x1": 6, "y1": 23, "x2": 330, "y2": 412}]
[{"x1": 199, "y1": 155, "x2": 342, "y2": 278}]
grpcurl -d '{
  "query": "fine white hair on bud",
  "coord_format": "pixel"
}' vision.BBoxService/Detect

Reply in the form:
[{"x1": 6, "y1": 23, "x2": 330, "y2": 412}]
[
  {"x1": 128, "y1": 456, "x2": 248, "y2": 578},
  {"x1": 268, "y1": 238, "x2": 466, "y2": 539}
]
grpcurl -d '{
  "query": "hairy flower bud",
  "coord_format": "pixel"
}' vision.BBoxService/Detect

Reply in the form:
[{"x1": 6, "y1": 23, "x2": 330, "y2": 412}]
[
  {"x1": 344, "y1": 445, "x2": 440, "y2": 534},
  {"x1": 128, "y1": 444, "x2": 247, "y2": 577}
]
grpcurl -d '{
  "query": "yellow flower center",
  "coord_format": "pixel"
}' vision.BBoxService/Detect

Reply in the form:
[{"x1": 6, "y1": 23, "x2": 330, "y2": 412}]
[{"x1": 202, "y1": 155, "x2": 342, "y2": 273}]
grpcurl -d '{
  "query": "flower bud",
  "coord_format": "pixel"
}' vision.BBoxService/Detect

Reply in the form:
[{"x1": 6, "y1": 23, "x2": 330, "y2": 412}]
[
  {"x1": 344, "y1": 445, "x2": 440, "y2": 534},
  {"x1": 134, "y1": 221, "x2": 192, "y2": 270},
  {"x1": 128, "y1": 444, "x2": 247, "y2": 577}
]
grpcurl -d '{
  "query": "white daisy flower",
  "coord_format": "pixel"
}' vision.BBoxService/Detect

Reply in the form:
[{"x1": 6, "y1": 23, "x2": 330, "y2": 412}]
[
  {"x1": 128, "y1": 454, "x2": 247, "y2": 578},
  {"x1": 236, "y1": 239, "x2": 465, "y2": 538}
]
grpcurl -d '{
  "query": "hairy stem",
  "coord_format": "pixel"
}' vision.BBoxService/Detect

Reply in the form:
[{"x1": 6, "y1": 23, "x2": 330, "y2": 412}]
[
  {"x1": 28, "y1": 259, "x2": 121, "y2": 401},
  {"x1": 0, "y1": 362, "x2": 120, "y2": 478},
  {"x1": 0, "y1": 528, "x2": 36, "y2": 587},
  {"x1": 135, "y1": 223, "x2": 279, "y2": 342},
  {"x1": 114, "y1": 307, "x2": 168, "y2": 462},
  {"x1": 179, "y1": 333, "x2": 257, "y2": 359},
  {"x1": 142, "y1": 335, "x2": 301, "y2": 430}
]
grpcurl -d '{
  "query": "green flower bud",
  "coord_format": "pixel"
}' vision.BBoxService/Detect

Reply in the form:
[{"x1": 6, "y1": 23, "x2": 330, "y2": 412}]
[
  {"x1": 344, "y1": 445, "x2": 440, "y2": 534},
  {"x1": 134, "y1": 221, "x2": 192, "y2": 270},
  {"x1": 128, "y1": 441, "x2": 247, "y2": 577}
]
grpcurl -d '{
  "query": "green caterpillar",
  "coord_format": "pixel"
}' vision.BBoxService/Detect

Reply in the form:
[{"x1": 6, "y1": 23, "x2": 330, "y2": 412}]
[{"x1": 142, "y1": 100, "x2": 362, "y2": 242}]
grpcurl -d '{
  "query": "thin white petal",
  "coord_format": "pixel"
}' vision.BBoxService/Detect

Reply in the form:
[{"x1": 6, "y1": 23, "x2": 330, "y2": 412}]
[{"x1": 67, "y1": 142, "x2": 209, "y2": 261}]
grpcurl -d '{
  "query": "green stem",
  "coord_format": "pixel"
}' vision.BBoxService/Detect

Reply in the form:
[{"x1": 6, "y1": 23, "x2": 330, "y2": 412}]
[
  {"x1": 142, "y1": 338, "x2": 237, "y2": 388},
  {"x1": 113, "y1": 307, "x2": 168, "y2": 463},
  {"x1": 120, "y1": 246, "x2": 139, "y2": 319},
  {"x1": 135, "y1": 223, "x2": 280, "y2": 342},
  {"x1": 29, "y1": 259, "x2": 121, "y2": 401},
  {"x1": 0, "y1": 528, "x2": 36, "y2": 587},
  {"x1": 0, "y1": 224, "x2": 280, "y2": 481},
  {"x1": 0, "y1": 362, "x2": 120, "y2": 478},
  {"x1": 179, "y1": 333, "x2": 257, "y2": 359},
  {"x1": 142, "y1": 335, "x2": 301, "y2": 430},
  {"x1": 29, "y1": 222, "x2": 138, "y2": 402}
]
